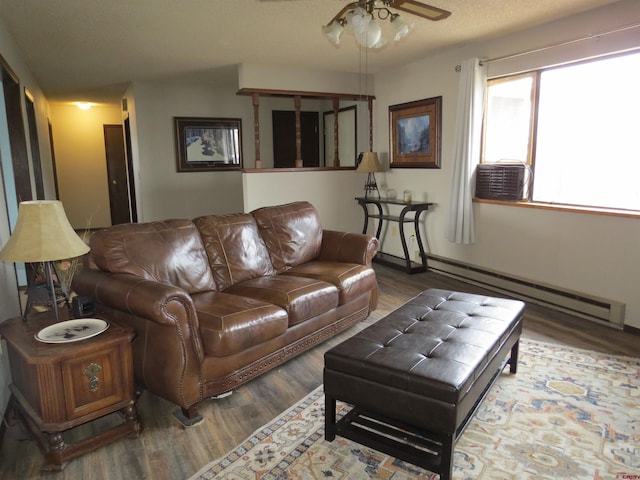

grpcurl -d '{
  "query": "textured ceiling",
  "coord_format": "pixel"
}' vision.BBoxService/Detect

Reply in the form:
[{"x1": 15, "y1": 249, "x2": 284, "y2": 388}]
[{"x1": 0, "y1": 0, "x2": 621, "y2": 103}]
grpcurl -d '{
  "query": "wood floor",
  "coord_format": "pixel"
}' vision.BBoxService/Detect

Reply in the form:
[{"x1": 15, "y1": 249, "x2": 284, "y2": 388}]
[{"x1": 1, "y1": 264, "x2": 638, "y2": 479}]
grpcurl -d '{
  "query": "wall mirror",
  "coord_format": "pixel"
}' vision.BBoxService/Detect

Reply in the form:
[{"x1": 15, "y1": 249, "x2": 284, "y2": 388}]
[{"x1": 324, "y1": 105, "x2": 357, "y2": 167}]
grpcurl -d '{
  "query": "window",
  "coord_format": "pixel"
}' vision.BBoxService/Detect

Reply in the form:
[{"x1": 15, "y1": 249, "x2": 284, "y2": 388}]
[
  {"x1": 483, "y1": 73, "x2": 536, "y2": 165},
  {"x1": 482, "y1": 51, "x2": 640, "y2": 211}
]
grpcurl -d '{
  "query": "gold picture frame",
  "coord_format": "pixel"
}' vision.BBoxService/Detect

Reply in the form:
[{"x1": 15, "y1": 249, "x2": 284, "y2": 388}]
[{"x1": 389, "y1": 96, "x2": 442, "y2": 169}]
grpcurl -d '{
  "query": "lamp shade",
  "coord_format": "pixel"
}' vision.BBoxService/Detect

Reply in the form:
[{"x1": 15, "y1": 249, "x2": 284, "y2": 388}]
[
  {"x1": 355, "y1": 19, "x2": 382, "y2": 49},
  {"x1": 391, "y1": 14, "x2": 413, "y2": 41},
  {"x1": 356, "y1": 152, "x2": 384, "y2": 173},
  {"x1": 322, "y1": 21, "x2": 344, "y2": 45},
  {"x1": 0, "y1": 200, "x2": 90, "y2": 263}
]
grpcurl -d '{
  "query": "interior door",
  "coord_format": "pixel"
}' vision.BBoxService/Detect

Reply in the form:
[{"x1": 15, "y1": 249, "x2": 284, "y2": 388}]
[
  {"x1": 2, "y1": 66, "x2": 31, "y2": 205},
  {"x1": 272, "y1": 111, "x2": 319, "y2": 168},
  {"x1": 103, "y1": 124, "x2": 131, "y2": 225}
]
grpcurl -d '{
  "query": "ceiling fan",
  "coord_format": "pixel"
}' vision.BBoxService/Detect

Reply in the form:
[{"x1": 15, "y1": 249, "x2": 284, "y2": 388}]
[
  {"x1": 259, "y1": 0, "x2": 451, "y2": 48},
  {"x1": 328, "y1": 0, "x2": 451, "y2": 24},
  {"x1": 321, "y1": 1, "x2": 451, "y2": 48}
]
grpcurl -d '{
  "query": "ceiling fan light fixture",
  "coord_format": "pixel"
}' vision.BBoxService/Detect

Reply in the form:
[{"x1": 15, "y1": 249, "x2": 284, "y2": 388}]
[
  {"x1": 390, "y1": 13, "x2": 413, "y2": 41},
  {"x1": 345, "y1": 7, "x2": 368, "y2": 32},
  {"x1": 322, "y1": 20, "x2": 344, "y2": 46},
  {"x1": 355, "y1": 19, "x2": 383, "y2": 49},
  {"x1": 322, "y1": 0, "x2": 451, "y2": 49}
]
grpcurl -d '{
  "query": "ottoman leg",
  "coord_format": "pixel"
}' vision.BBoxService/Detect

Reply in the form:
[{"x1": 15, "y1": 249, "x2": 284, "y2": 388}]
[
  {"x1": 509, "y1": 340, "x2": 520, "y2": 374},
  {"x1": 441, "y1": 433, "x2": 455, "y2": 480},
  {"x1": 325, "y1": 394, "x2": 336, "y2": 441}
]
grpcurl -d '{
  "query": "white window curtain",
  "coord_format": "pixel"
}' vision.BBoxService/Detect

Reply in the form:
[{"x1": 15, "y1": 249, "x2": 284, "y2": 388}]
[{"x1": 445, "y1": 58, "x2": 487, "y2": 244}]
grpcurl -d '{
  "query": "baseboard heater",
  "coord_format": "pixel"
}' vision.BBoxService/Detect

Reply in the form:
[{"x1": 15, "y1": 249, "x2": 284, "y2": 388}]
[{"x1": 426, "y1": 254, "x2": 625, "y2": 329}]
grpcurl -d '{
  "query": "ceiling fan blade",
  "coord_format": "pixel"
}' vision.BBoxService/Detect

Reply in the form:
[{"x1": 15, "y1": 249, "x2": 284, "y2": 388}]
[{"x1": 388, "y1": 0, "x2": 451, "y2": 21}]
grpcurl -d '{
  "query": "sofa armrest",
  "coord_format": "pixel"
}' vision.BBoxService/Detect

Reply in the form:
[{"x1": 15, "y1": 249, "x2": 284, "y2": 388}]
[
  {"x1": 319, "y1": 230, "x2": 379, "y2": 266},
  {"x1": 73, "y1": 269, "x2": 208, "y2": 408},
  {"x1": 73, "y1": 269, "x2": 205, "y2": 361},
  {"x1": 74, "y1": 269, "x2": 192, "y2": 324}
]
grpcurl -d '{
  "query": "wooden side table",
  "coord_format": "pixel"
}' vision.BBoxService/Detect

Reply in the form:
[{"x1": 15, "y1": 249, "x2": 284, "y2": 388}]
[{"x1": 0, "y1": 311, "x2": 142, "y2": 471}]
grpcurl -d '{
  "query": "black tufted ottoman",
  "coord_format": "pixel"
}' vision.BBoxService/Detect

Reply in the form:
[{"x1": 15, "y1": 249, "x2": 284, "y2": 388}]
[{"x1": 324, "y1": 289, "x2": 525, "y2": 480}]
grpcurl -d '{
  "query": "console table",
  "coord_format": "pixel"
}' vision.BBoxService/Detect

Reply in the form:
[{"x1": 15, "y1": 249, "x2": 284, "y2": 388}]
[{"x1": 355, "y1": 197, "x2": 433, "y2": 274}]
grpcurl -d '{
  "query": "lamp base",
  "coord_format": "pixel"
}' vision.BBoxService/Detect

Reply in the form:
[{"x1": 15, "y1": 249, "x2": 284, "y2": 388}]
[
  {"x1": 364, "y1": 172, "x2": 381, "y2": 198},
  {"x1": 22, "y1": 282, "x2": 69, "y2": 321},
  {"x1": 22, "y1": 261, "x2": 69, "y2": 321}
]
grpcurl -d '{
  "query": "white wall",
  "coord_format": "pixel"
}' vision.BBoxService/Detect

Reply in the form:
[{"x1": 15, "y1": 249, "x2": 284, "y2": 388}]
[
  {"x1": 49, "y1": 103, "x2": 121, "y2": 228},
  {"x1": 239, "y1": 63, "x2": 374, "y2": 97},
  {"x1": 125, "y1": 81, "x2": 249, "y2": 221},
  {"x1": 127, "y1": 68, "x2": 374, "y2": 221},
  {"x1": 372, "y1": 0, "x2": 640, "y2": 328},
  {"x1": 243, "y1": 170, "x2": 364, "y2": 232}
]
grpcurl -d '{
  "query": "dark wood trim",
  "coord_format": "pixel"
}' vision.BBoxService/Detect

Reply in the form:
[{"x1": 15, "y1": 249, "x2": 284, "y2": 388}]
[
  {"x1": 293, "y1": 96, "x2": 302, "y2": 168},
  {"x1": 237, "y1": 87, "x2": 375, "y2": 102},
  {"x1": 252, "y1": 93, "x2": 261, "y2": 169},
  {"x1": 48, "y1": 119, "x2": 60, "y2": 200},
  {"x1": 242, "y1": 166, "x2": 354, "y2": 173},
  {"x1": 2, "y1": 64, "x2": 31, "y2": 204},
  {"x1": 624, "y1": 324, "x2": 640, "y2": 336},
  {"x1": 0, "y1": 52, "x2": 19, "y2": 84},
  {"x1": 332, "y1": 98, "x2": 340, "y2": 167}
]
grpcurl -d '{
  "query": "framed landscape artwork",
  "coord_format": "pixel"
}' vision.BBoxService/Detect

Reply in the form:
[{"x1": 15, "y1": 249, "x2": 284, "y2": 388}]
[
  {"x1": 175, "y1": 117, "x2": 243, "y2": 172},
  {"x1": 389, "y1": 96, "x2": 442, "y2": 168}
]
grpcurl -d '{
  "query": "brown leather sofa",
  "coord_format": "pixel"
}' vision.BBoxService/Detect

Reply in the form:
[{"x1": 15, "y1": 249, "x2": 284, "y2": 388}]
[{"x1": 73, "y1": 201, "x2": 378, "y2": 425}]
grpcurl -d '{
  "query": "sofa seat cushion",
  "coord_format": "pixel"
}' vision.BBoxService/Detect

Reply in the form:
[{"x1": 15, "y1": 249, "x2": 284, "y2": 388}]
[
  {"x1": 224, "y1": 275, "x2": 339, "y2": 327},
  {"x1": 283, "y1": 261, "x2": 377, "y2": 306},
  {"x1": 193, "y1": 291, "x2": 288, "y2": 357}
]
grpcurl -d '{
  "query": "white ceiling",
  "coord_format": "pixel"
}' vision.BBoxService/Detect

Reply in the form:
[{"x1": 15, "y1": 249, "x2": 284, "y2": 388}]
[{"x1": 0, "y1": 0, "x2": 621, "y2": 104}]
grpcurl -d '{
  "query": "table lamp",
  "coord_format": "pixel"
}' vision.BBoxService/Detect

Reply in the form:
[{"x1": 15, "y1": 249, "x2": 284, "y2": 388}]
[
  {"x1": 356, "y1": 152, "x2": 384, "y2": 198},
  {"x1": 0, "y1": 200, "x2": 90, "y2": 321}
]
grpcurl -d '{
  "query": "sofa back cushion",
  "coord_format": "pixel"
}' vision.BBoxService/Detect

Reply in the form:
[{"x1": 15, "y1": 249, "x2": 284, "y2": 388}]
[
  {"x1": 194, "y1": 213, "x2": 274, "y2": 290},
  {"x1": 89, "y1": 219, "x2": 217, "y2": 294},
  {"x1": 251, "y1": 201, "x2": 322, "y2": 273}
]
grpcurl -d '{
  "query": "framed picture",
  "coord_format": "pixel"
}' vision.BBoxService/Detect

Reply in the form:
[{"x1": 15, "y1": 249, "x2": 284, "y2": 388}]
[
  {"x1": 174, "y1": 117, "x2": 242, "y2": 172},
  {"x1": 389, "y1": 96, "x2": 442, "y2": 169}
]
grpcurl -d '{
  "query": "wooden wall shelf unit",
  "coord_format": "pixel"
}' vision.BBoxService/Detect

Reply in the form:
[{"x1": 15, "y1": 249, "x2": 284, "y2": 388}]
[{"x1": 356, "y1": 196, "x2": 433, "y2": 274}]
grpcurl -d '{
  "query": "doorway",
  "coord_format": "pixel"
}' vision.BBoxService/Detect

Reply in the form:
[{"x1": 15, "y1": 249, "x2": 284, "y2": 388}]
[
  {"x1": 272, "y1": 110, "x2": 319, "y2": 168},
  {"x1": 104, "y1": 124, "x2": 135, "y2": 225},
  {"x1": 1, "y1": 58, "x2": 32, "y2": 287}
]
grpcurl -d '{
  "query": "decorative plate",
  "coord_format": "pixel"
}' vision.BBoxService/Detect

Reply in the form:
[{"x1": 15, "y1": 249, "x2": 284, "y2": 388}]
[{"x1": 36, "y1": 319, "x2": 109, "y2": 344}]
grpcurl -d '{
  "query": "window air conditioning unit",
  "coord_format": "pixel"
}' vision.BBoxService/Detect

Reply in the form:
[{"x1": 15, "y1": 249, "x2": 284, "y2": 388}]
[{"x1": 475, "y1": 163, "x2": 527, "y2": 201}]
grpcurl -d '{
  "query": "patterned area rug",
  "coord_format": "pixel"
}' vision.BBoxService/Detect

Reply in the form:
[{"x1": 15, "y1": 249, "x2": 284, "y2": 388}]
[{"x1": 190, "y1": 339, "x2": 640, "y2": 480}]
